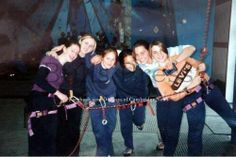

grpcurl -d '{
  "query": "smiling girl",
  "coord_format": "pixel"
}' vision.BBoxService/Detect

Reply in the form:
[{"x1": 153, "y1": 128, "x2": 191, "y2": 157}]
[
  {"x1": 86, "y1": 47, "x2": 118, "y2": 156},
  {"x1": 28, "y1": 40, "x2": 80, "y2": 156}
]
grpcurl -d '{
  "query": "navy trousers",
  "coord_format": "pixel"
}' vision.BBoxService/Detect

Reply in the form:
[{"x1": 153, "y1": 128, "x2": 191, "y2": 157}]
[
  {"x1": 158, "y1": 91, "x2": 205, "y2": 156},
  {"x1": 90, "y1": 101, "x2": 117, "y2": 156},
  {"x1": 156, "y1": 100, "x2": 170, "y2": 146},
  {"x1": 119, "y1": 105, "x2": 145, "y2": 149},
  {"x1": 202, "y1": 81, "x2": 236, "y2": 143}
]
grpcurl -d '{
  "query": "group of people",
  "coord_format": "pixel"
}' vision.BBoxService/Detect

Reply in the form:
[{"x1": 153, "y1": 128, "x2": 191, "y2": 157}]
[{"x1": 26, "y1": 33, "x2": 236, "y2": 156}]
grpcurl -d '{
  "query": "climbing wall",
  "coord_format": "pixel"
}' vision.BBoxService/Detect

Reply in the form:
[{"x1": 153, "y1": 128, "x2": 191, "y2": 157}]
[
  {"x1": 131, "y1": 0, "x2": 178, "y2": 47},
  {"x1": 173, "y1": 0, "x2": 215, "y2": 75}
]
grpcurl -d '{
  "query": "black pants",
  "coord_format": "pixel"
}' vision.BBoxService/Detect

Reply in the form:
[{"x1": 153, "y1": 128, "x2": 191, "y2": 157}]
[
  {"x1": 28, "y1": 115, "x2": 57, "y2": 156},
  {"x1": 28, "y1": 92, "x2": 58, "y2": 156},
  {"x1": 56, "y1": 105, "x2": 83, "y2": 156}
]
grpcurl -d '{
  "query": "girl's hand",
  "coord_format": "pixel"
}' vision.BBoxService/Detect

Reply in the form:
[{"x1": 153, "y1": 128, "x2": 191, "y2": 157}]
[
  {"x1": 108, "y1": 97, "x2": 115, "y2": 103},
  {"x1": 197, "y1": 63, "x2": 206, "y2": 72},
  {"x1": 91, "y1": 55, "x2": 102, "y2": 65},
  {"x1": 89, "y1": 101, "x2": 95, "y2": 107},
  {"x1": 161, "y1": 96, "x2": 169, "y2": 101},
  {"x1": 187, "y1": 76, "x2": 201, "y2": 91},
  {"x1": 54, "y1": 90, "x2": 68, "y2": 103},
  {"x1": 51, "y1": 44, "x2": 65, "y2": 52},
  {"x1": 46, "y1": 45, "x2": 65, "y2": 59}
]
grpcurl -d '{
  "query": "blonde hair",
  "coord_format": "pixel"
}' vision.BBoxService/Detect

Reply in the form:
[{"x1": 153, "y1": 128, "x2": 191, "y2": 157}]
[{"x1": 78, "y1": 34, "x2": 97, "y2": 51}]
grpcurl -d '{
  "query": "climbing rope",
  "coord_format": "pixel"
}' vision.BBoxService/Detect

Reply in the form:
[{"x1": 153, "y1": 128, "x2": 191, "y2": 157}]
[{"x1": 200, "y1": 0, "x2": 212, "y2": 61}]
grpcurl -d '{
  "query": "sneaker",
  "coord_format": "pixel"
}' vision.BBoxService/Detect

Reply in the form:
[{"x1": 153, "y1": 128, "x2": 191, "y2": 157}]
[
  {"x1": 223, "y1": 143, "x2": 236, "y2": 156},
  {"x1": 136, "y1": 124, "x2": 144, "y2": 130},
  {"x1": 123, "y1": 148, "x2": 133, "y2": 156},
  {"x1": 156, "y1": 142, "x2": 165, "y2": 150}
]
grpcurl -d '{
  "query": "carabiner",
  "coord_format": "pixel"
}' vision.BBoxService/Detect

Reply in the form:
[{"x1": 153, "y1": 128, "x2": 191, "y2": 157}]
[
  {"x1": 130, "y1": 104, "x2": 136, "y2": 111},
  {"x1": 99, "y1": 96, "x2": 106, "y2": 107}
]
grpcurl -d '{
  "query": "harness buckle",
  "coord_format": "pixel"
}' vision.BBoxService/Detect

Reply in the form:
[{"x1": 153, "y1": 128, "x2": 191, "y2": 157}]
[
  {"x1": 130, "y1": 104, "x2": 136, "y2": 111},
  {"x1": 191, "y1": 101, "x2": 197, "y2": 108},
  {"x1": 35, "y1": 111, "x2": 43, "y2": 118}
]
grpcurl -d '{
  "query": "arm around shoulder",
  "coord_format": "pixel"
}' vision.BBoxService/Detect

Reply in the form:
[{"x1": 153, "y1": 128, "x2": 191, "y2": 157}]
[{"x1": 175, "y1": 45, "x2": 196, "y2": 63}]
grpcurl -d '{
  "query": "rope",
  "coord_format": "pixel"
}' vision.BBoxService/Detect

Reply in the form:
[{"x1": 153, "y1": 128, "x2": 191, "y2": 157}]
[
  {"x1": 68, "y1": 109, "x2": 90, "y2": 156},
  {"x1": 69, "y1": 85, "x2": 200, "y2": 111},
  {"x1": 65, "y1": 84, "x2": 200, "y2": 156},
  {"x1": 199, "y1": 0, "x2": 212, "y2": 83},
  {"x1": 200, "y1": 0, "x2": 212, "y2": 61}
]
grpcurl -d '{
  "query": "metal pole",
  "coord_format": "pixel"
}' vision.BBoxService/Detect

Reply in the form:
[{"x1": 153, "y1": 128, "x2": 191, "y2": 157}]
[{"x1": 226, "y1": 0, "x2": 236, "y2": 103}]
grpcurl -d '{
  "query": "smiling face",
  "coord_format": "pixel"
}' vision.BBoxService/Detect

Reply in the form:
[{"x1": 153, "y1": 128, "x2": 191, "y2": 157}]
[
  {"x1": 65, "y1": 44, "x2": 80, "y2": 62},
  {"x1": 124, "y1": 55, "x2": 137, "y2": 72},
  {"x1": 151, "y1": 45, "x2": 168, "y2": 63},
  {"x1": 80, "y1": 37, "x2": 96, "y2": 55},
  {"x1": 133, "y1": 45, "x2": 151, "y2": 64},
  {"x1": 101, "y1": 50, "x2": 117, "y2": 69}
]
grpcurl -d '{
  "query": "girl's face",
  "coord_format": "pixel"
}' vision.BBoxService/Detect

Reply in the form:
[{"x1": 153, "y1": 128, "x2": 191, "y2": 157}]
[
  {"x1": 151, "y1": 45, "x2": 168, "y2": 63},
  {"x1": 66, "y1": 44, "x2": 80, "y2": 62},
  {"x1": 133, "y1": 46, "x2": 151, "y2": 64},
  {"x1": 124, "y1": 55, "x2": 137, "y2": 72},
  {"x1": 80, "y1": 38, "x2": 96, "y2": 55},
  {"x1": 101, "y1": 52, "x2": 116, "y2": 69}
]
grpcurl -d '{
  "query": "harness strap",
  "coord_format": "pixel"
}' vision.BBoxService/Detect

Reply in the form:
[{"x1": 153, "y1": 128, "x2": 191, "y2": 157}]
[
  {"x1": 69, "y1": 96, "x2": 86, "y2": 109},
  {"x1": 118, "y1": 102, "x2": 145, "y2": 110},
  {"x1": 208, "y1": 83, "x2": 214, "y2": 90},
  {"x1": 183, "y1": 97, "x2": 203, "y2": 112},
  {"x1": 64, "y1": 103, "x2": 79, "y2": 110},
  {"x1": 146, "y1": 101, "x2": 155, "y2": 116},
  {"x1": 188, "y1": 85, "x2": 202, "y2": 94},
  {"x1": 63, "y1": 99, "x2": 85, "y2": 120},
  {"x1": 28, "y1": 109, "x2": 57, "y2": 136},
  {"x1": 202, "y1": 81, "x2": 214, "y2": 94},
  {"x1": 194, "y1": 85, "x2": 202, "y2": 93}
]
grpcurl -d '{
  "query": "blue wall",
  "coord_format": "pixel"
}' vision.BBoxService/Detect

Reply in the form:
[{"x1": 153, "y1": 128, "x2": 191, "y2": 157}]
[
  {"x1": 90, "y1": 0, "x2": 113, "y2": 42},
  {"x1": 131, "y1": 0, "x2": 178, "y2": 47},
  {"x1": 49, "y1": 0, "x2": 215, "y2": 75},
  {"x1": 83, "y1": 0, "x2": 101, "y2": 36},
  {"x1": 51, "y1": 0, "x2": 69, "y2": 45},
  {"x1": 75, "y1": 3, "x2": 91, "y2": 34},
  {"x1": 131, "y1": 0, "x2": 215, "y2": 75},
  {"x1": 172, "y1": 0, "x2": 215, "y2": 75}
]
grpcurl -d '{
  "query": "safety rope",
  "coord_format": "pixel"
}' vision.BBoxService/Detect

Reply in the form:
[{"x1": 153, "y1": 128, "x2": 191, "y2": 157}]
[
  {"x1": 69, "y1": 85, "x2": 200, "y2": 111},
  {"x1": 68, "y1": 109, "x2": 90, "y2": 156},
  {"x1": 65, "y1": 84, "x2": 200, "y2": 156},
  {"x1": 200, "y1": 0, "x2": 212, "y2": 61},
  {"x1": 199, "y1": 0, "x2": 212, "y2": 93}
]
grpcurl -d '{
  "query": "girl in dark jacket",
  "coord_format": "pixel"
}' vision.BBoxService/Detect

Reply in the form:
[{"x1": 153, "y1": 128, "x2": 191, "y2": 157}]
[
  {"x1": 27, "y1": 40, "x2": 80, "y2": 156},
  {"x1": 86, "y1": 47, "x2": 118, "y2": 156},
  {"x1": 113, "y1": 49, "x2": 149, "y2": 156}
]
